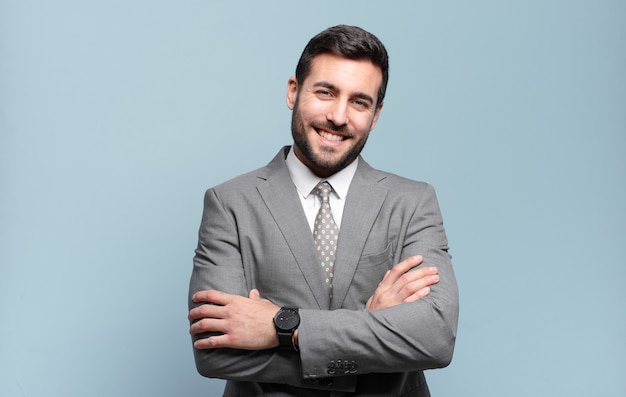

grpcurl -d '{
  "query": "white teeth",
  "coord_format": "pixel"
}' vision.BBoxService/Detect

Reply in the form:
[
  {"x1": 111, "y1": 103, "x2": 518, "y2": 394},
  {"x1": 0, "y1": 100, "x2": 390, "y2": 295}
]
[{"x1": 319, "y1": 131, "x2": 343, "y2": 142}]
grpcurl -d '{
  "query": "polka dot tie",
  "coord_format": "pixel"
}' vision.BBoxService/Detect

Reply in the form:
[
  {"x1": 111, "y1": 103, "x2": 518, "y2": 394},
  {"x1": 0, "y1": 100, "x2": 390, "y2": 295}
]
[{"x1": 313, "y1": 181, "x2": 339, "y2": 295}]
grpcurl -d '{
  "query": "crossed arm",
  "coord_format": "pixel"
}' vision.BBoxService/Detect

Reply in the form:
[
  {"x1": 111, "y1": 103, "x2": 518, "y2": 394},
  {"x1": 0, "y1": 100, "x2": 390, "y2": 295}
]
[
  {"x1": 188, "y1": 183, "x2": 458, "y2": 385},
  {"x1": 188, "y1": 255, "x2": 440, "y2": 351}
]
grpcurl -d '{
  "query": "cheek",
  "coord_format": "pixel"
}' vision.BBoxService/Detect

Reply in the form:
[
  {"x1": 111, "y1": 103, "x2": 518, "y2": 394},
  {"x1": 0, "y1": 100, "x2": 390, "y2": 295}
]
[
  {"x1": 299, "y1": 98, "x2": 330, "y2": 119},
  {"x1": 351, "y1": 113, "x2": 376, "y2": 133}
]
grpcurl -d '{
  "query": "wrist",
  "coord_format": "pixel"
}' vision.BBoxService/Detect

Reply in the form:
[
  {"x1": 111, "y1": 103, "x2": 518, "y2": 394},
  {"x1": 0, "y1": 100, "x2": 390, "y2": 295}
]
[
  {"x1": 292, "y1": 329, "x2": 299, "y2": 352},
  {"x1": 273, "y1": 307, "x2": 300, "y2": 351}
]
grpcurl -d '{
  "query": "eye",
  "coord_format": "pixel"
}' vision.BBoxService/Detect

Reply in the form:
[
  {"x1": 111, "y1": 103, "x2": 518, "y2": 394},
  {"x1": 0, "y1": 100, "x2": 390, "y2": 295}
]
[
  {"x1": 316, "y1": 90, "x2": 332, "y2": 98},
  {"x1": 352, "y1": 99, "x2": 370, "y2": 110}
]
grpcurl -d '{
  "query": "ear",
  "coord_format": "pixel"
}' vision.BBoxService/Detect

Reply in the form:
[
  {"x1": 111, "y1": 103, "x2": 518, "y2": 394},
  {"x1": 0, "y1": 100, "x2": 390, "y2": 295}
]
[
  {"x1": 286, "y1": 76, "x2": 298, "y2": 110},
  {"x1": 369, "y1": 101, "x2": 384, "y2": 131}
]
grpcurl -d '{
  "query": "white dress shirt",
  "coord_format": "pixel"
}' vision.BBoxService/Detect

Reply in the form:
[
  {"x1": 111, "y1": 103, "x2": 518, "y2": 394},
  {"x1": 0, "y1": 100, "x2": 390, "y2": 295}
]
[{"x1": 285, "y1": 146, "x2": 358, "y2": 232}]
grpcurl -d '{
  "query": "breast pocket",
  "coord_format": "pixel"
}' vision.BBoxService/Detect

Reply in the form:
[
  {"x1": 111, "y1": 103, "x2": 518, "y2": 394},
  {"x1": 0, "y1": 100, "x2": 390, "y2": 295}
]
[{"x1": 349, "y1": 241, "x2": 394, "y2": 300}]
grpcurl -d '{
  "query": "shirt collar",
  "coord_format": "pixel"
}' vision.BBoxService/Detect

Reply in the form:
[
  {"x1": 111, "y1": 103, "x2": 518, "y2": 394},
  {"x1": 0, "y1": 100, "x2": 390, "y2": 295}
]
[{"x1": 285, "y1": 146, "x2": 358, "y2": 200}]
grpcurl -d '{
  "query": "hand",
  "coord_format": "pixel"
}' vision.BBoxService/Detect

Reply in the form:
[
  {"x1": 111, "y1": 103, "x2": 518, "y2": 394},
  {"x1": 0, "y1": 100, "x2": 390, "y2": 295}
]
[
  {"x1": 189, "y1": 289, "x2": 280, "y2": 350},
  {"x1": 366, "y1": 255, "x2": 439, "y2": 310}
]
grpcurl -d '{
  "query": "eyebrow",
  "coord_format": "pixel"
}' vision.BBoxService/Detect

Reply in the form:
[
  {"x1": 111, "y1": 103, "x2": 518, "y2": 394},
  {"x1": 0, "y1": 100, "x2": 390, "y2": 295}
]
[{"x1": 313, "y1": 81, "x2": 375, "y2": 105}]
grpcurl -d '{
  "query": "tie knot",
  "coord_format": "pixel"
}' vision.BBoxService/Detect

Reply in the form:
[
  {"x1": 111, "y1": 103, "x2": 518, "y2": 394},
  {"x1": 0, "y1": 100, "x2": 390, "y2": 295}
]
[{"x1": 314, "y1": 181, "x2": 332, "y2": 202}]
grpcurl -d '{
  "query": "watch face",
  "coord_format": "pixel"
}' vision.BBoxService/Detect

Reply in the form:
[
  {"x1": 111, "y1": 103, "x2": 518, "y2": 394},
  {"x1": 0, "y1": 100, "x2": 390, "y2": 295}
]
[{"x1": 276, "y1": 308, "x2": 300, "y2": 331}]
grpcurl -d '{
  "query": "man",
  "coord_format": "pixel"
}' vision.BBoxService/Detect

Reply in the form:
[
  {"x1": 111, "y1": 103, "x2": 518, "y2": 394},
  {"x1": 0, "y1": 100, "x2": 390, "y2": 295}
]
[{"x1": 188, "y1": 25, "x2": 459, "y2": 396}]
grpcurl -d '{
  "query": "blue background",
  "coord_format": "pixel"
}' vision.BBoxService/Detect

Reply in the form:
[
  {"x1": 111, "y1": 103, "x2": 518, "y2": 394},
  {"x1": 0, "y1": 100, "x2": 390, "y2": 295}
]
[{"x1": 1, "y1": 1, "x2": 624, "y2": 396}]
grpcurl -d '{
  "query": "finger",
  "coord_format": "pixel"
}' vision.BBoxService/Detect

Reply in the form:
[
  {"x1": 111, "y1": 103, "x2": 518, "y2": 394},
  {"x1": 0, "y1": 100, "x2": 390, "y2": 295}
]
[
  {"x1": 193, "y1": 333, "x2": 231, "y2": 349},
  {"x1": 193, "y1": 289, "x2": 237, "y2": 306},
  {"x1": 399, "y1": 271, "x2": 439, "y2": 295},
  {"x1": 189, "y1": 317, "x2": 228, "y2": 336},
  {"x1": 403, "y1": 287, "x2": 431, "y2": 303},
  {"x1": 188, "y1": 302, "x2": 225, "y2": 321},
  {"x1": 378, "y1": 256, "x2": 423, "y2": 290},
  {"x1": 399, "y1": 266, "x2": 438, "y2": 285},
  {"x1": 248, "y1": 289, "x2": 261, "y2": 300},
  {"x1": 385, "y1": 263, "x2": 433, "y2": 298},
  {"x1": 400, "y1": 272, "x2": 440, "y2": 302},
  {"x1": 380, "y1": 268, "x2": 437, "y2": 305},
  {"x1": 389, "y1": 256, "x2": 424, "y2": 279}
]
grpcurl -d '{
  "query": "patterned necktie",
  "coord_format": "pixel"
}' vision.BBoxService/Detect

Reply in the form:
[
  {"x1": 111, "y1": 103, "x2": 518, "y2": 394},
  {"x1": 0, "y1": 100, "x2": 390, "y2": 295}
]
[{"x1": 313, "y1": 181, "x2": 339, "y2": 294}]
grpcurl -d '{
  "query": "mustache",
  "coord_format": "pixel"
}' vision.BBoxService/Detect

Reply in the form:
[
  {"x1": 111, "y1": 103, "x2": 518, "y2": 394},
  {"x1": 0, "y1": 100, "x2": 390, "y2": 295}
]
[{"x1": 311, "y1": 121, "x2": 350, "y2": 136}]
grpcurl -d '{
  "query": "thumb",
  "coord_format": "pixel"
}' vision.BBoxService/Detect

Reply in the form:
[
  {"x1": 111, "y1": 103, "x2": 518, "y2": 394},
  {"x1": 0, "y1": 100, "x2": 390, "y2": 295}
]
[{"x1": 248, "y1": 288, "x2": 261, "y2": 300}]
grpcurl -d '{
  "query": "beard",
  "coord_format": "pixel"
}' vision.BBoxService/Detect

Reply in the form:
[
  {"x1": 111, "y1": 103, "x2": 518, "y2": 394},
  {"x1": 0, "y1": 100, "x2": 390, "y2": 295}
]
[{"x1": 290, "y1": 98, "x2": 370, "y2": 176}]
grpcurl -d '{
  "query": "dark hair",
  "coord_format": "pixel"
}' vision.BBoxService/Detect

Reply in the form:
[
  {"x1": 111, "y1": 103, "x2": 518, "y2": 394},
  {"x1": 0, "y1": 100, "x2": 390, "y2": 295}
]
[{"x1": 295, "y1": 25, "x2": 389, "y2": 107}]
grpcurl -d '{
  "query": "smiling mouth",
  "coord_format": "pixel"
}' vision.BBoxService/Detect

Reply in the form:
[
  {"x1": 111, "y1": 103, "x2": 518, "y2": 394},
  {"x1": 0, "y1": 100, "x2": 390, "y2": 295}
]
[{"x1": 318, "y1": 129, "x2": 345, "y2": 142}]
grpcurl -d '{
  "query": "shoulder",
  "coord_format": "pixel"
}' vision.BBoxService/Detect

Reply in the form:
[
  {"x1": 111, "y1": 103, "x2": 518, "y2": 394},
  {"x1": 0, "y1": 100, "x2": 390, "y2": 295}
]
[
  {"x1": 212, "y1": 167, "x2": 265, "y2": 192},
  {"x1": 205, "y1": 146, "x2": 290, "y2": 197},
  {"x1": 358, "y1": 158, "x2": 436, "y2": 196}
]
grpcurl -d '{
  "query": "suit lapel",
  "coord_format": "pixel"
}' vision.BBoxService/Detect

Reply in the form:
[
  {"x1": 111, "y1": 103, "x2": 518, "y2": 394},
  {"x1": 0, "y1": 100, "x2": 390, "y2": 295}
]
[
  {"x1": 331, "y1": 159, "x2": 388, "y2": 309},
  {"x1": 256, "y1": 148, "x2": 330, "y2": 309}
]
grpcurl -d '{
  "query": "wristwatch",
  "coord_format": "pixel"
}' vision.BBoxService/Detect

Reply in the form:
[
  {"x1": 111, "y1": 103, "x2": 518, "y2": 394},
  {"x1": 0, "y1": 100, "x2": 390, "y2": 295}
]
[{"x1": 273, "y1": 307, "x2": 300, "y2": 351}]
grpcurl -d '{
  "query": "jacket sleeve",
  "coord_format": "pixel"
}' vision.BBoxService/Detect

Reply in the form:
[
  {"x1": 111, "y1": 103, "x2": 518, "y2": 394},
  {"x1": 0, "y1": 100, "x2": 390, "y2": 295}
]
[
  {"x1": 297, "y1": 183, "x2": 459, "y2": 378},
  {"x1": 188, "y1": 188, "x2": 356, "y2": 391}
]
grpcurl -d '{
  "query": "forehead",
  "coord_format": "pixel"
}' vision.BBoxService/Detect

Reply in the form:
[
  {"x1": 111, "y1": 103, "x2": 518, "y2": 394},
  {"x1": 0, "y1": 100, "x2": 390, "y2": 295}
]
[{"x1": 306, "y1": 53, "x2": 382, "y2": 98}]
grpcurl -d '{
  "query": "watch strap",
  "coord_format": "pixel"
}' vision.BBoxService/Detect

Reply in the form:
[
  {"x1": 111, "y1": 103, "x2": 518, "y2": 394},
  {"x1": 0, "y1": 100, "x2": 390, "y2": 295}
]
[{"x1": 277, "y1": 330, "x2": 293, "y2": 350}]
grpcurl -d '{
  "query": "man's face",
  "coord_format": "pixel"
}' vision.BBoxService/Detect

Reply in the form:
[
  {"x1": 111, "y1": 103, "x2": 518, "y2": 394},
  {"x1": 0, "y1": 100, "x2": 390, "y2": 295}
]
[{"x1": 287, "y1": 53, "x2": 383, "y2": 177}]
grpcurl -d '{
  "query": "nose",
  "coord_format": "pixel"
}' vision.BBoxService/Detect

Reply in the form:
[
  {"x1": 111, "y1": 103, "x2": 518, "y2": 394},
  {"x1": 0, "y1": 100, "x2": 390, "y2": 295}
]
[{"x1": 326, "y1": 100, "x2": 349, "y2": 127}]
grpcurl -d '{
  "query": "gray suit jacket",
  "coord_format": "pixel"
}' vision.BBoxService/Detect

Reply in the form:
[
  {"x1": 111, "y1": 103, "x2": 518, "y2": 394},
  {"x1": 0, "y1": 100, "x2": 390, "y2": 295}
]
[{"x1": 189, "y1": 146, "x2": 459, "y2": 396}]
